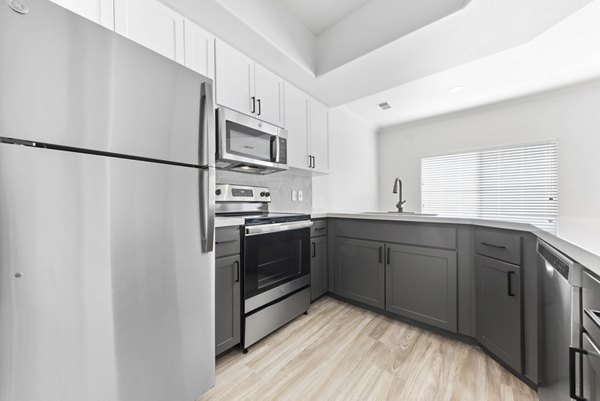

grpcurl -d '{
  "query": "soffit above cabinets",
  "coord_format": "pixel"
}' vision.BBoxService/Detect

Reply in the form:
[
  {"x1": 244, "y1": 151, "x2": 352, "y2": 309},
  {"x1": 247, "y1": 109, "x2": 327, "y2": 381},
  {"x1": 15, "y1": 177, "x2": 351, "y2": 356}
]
[{"x1": 161, "y1": 0, "x2": 595, "y2": 127}]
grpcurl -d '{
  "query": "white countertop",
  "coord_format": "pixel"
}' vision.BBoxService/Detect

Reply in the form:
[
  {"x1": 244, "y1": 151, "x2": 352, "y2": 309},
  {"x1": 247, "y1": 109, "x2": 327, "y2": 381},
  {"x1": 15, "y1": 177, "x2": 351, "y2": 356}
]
[
  {"x1": 216, "y1": 211, "x2": 600, "y2": 276},
  {"x1": 311, "y1": 211, "x2": 600, "y2": 277},
  {"x1": 215, "y1": 216, "x2": 245, "y2": 228}
]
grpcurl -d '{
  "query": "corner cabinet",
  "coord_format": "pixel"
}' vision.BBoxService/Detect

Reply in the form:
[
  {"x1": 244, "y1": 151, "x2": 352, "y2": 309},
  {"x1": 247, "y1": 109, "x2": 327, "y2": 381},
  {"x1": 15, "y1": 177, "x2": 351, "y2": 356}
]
[
  {"x1": 386, "y1": 244, "x2": 457, "y2": 332},
  {"x1": 284, "y1": 82, "x2": 329, "y2": 173},
  {"x1": 114, "y1": 0, "x2": 185, "y2": 63},
  {"x1": 215, "y1": 40, "x2": 284, "y2": 127},
  {"x1": 334, "y1": 238, "x2": 385, "y2": 309}
]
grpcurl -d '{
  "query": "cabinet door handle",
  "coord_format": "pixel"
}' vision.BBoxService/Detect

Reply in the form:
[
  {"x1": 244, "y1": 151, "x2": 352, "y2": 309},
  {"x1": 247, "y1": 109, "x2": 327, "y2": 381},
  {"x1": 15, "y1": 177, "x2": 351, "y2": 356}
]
[
  {"x1": 251, "y1": 96, "x2": 256, "y2": 113},
  {"x1": 379, "y1": 247, "x2": 382, "y2": 263},
  {"x1": 234, "y1": 261, "x2": 240, "y2": 283},
  {"x1": 257, "y1": 98, "x2": 262, "y2": 116},
  {"x1": 307, "y1": 155, "x2": 312, "y2": 168},
  {"x1": 312, "y1": 242, "x2": 316, "y2": 258},
  {"x1": 312, "y1": 156, "x2": 316, "y2": 169},
  {"x1": 481, "y1": 242, "x2": 507, "y2": 249},
  {"x1": 507, "y1": 271, "x2": 516, "y2": 296},
  {"x1": 386, "y1": 247, "x2": 391, "y2": 265},
  {"x1": 569, "y1": 346, "x2": 589, "y2": 401},
  {"x1": 215, "y1": 239, "x2": 237, "y2": 245}
]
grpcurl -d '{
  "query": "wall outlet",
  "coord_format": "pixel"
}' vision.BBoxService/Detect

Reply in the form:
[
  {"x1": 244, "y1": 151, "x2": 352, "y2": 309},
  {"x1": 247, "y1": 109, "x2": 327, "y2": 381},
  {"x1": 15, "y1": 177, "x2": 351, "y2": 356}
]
[
  {"x1": 292, "y1": 190, "x2": 297, "y2": 201},
  {"x1": 298, "y1": 190, "x2": 303, "y2": 201}
]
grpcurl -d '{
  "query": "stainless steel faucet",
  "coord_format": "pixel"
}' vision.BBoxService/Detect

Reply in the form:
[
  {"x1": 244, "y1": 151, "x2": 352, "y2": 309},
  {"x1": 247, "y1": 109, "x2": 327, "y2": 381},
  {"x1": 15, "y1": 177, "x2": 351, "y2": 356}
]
[{"x1": 393, "y1": 177, "x2": 406, "y2": 212}]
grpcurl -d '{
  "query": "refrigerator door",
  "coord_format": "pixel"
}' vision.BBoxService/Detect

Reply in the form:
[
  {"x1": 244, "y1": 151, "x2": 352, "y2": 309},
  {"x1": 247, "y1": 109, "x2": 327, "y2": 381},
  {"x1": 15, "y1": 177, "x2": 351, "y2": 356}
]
[
  {"x1": 0, "y1": 0, "x2": 214, "y2": 166},
  {"x1": 0, "y1": 144, "x2": 215, "y2": 401}
]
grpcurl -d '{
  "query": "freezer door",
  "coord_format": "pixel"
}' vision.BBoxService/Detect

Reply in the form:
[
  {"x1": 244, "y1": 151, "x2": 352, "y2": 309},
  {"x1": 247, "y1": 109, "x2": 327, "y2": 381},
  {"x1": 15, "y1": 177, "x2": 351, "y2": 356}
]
[
  {"x1": 0, "y1": 0, "x2": 214, "y2": 166},
  {"x1": 0, "y1": 145, "x2": 215, "y2": 401}
]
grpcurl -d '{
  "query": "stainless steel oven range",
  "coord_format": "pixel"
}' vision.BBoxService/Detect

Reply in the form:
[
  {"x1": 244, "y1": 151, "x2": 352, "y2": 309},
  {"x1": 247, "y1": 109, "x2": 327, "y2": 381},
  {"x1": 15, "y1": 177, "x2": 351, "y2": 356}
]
[{"x1": 215, "y1": 184, "x2": 312, "y2": 352}]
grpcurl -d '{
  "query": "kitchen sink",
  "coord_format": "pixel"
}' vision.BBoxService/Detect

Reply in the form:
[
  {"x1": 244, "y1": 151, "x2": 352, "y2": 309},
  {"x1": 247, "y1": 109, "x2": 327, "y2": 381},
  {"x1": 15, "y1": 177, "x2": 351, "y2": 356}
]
[{"x1": 362, "y1": 211, "x2": 438, "y2": 216}]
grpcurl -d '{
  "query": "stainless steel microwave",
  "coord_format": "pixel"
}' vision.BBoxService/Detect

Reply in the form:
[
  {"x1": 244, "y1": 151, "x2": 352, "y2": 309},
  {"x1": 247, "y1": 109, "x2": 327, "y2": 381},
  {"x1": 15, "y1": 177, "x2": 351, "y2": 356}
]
[{"x1": 216, "y1": 107, "x2": 288, "y2": 174}]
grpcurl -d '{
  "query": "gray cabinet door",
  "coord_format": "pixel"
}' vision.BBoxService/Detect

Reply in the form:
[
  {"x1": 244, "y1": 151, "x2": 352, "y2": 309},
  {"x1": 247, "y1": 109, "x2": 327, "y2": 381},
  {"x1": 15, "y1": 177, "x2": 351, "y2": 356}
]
[
  {"x1": 311, "y1": 236, "x2": 328, "y2": 301},
  {"x1": 385, "y1": 244, "x2": 457, "y2": 332},
  {"x1": 476, "y1": 255, "x2": 522, "y2": 372},
  {"x1": 335, "y1": 238, "x2": 385, "y2": 309},
  {"x1": 215, "y1": 255, "x2": 240, "y2": 355}
]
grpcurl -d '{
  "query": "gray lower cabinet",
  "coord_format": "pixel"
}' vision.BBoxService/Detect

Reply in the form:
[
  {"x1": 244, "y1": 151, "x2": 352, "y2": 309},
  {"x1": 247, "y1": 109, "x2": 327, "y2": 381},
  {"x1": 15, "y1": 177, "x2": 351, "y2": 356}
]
[
  {"x1": 335, "y1": 237, "x2": 385, "y2": 309},
  {"x1": 310, "y1": 236, "x2": 328, "y2": 301},
  {"x1": 385, "y1": 244, "x2": 458, "y2": 332},
  {"x1": 475, "y1": 254, "x2": 522, "y2": 372},
  {"x1": 215, "y1": 254, "x2": 240, "y2": 355}
]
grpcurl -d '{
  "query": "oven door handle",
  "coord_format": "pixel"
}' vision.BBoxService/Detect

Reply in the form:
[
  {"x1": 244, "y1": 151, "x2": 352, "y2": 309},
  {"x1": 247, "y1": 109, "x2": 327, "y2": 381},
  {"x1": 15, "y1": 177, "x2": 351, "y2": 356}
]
[{"x1": 246, "y1": 220, "x2": 313, "y2": 236}]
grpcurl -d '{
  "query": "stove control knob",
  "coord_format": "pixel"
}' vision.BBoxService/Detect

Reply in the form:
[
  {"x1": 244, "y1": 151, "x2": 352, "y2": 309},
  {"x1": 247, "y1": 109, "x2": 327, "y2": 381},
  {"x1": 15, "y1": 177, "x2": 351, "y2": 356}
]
[
  {"x1": 265, "y1": 192, "x2": 270, "y2": 197},
  {"x1": 215, "y1": 189, "x2": 222, "y2": 196},
  {"x1": 260, "y1": 192, "x2": 266, "y2": 197}
]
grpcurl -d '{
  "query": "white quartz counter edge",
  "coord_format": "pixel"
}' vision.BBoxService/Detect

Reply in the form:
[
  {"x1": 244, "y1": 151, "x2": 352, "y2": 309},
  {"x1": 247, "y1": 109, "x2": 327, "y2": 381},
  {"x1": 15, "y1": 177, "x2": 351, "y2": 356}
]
[
  {"x1": 311, "y1": 212, "x2": 600, "y2": 278},
  {"x1": 215, "y1": 216, "x2": 245, "y2": 228}
]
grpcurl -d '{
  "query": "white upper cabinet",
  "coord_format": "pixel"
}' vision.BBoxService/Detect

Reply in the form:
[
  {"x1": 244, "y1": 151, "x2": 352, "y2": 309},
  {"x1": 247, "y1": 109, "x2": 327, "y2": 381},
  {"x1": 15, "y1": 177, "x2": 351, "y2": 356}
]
[
  {"x1": 114, "y1": 0, "x2": 184, "y2": 63},
  {"x1": 309, "y1": 99, "x2": 329, "y2": 173},
  {"x1": 49, "y1": 0, "x2": 114, "y2": 29},
  {"x1": 215, "y1": 40, "x2": 254, "y2": 116},
  {"x1": 183, "y1": 21, "x2": 215, "y2": 79},
  {"x1": 215, "y1": 40, "x2": 284, "y2": 127},
  {"x1": 254, "y1": 63, "x2": 284, "y2": 127},
  {"x1": 284, "y1": 83, "x2": 329, "y2": 173},
  {"x1": 284, "y1": 83, "x2": 309, "y2": 170}
]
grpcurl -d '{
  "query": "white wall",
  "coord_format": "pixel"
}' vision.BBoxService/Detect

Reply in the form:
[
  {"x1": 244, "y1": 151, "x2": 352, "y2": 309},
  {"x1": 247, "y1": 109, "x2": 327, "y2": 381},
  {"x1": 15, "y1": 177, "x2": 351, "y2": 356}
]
[
  {"x1": 378, "y1": 81, "x2": 600, "y2": 255},
  {"x1": 312, "y1": 107, "x2": 378, "y2": 212}
]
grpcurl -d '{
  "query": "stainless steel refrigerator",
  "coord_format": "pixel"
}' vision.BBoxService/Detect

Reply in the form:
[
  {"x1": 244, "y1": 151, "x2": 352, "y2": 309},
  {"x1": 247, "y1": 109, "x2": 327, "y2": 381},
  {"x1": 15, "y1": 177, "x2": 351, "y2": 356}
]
[{"x1": 0, "y1": 1, "x2": 216, "y2": 400}]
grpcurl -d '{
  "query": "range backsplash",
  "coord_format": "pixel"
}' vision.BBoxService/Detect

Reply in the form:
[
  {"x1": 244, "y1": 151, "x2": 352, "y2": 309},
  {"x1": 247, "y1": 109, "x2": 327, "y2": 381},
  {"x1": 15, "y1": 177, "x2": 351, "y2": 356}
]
[{"x1": 216, "y1": 168, "x2": 312, "y2": 213}]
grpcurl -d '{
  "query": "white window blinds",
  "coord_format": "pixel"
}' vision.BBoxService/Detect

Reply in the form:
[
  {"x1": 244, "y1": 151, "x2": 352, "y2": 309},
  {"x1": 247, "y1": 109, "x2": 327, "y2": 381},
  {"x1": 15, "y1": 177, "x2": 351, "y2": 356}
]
[{"x1": 421, "y1": 143, "x2": 558, "y2": 234}]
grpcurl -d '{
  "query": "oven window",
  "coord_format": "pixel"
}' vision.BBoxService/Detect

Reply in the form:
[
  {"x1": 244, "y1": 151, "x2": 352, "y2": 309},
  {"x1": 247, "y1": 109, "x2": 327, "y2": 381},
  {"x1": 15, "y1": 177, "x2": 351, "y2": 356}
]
[
  {"x1": 244, "y1": 228, "x2": 310, "y2": 299},
  {"x1": 227, "y1": 121, "x2": 274, "y2": 162}
]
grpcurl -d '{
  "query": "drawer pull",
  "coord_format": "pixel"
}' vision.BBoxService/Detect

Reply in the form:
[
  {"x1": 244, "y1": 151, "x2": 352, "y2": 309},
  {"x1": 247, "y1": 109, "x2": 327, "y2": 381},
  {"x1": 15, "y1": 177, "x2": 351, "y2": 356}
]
[
  {"x1": 216, "y1": 239, "x2": 237, "y2": 245},
  {"x1": 481, "y1": 242, "x2": 507, "y2": 250},
  {"x1": 314, "y1": 227, "x2": 326, "y2": 231}
]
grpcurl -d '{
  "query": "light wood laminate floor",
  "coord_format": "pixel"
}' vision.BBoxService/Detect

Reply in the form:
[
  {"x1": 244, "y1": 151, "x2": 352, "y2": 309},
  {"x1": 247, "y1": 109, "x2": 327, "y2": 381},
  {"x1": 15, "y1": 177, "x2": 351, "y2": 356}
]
[{"x1": 200, "y1": 296, "x2": 538, "y2": 401}]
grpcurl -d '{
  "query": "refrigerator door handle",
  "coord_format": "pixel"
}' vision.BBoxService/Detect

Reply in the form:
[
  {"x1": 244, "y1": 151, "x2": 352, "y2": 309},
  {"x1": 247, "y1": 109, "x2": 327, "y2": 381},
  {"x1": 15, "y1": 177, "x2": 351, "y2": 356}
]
[
  {"x1": 200, "y1": 167, "x2": 215, "y2": 253},
  {"x1": 199, "y1": 82, "x2": 215, "y2": 168}
]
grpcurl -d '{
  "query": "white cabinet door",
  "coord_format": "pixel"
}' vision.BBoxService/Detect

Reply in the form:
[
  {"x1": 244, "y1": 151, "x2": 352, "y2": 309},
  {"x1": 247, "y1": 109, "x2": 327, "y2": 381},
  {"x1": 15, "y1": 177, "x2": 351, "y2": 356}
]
[
  {"x1": 254, "y1": 63, "x2": 284, "y2": 127},
  {"x1": 215, "y1": 40, "x2": 254, "y2": 116},
  {"x1": 284, "y1": 83, "x2": 309, "y2": 170},
  {"x1": 309, "y1": 99, "x2": 329, "y2": 173},
  {"x1": 114, "y1": 0, "x2": 184, "y2": 63},
  {"x1": 183, "y1": 20, "x2": 215, "y2": 79},
  {"x1": 49, "y1": 0, "x2": 114, "y2": 29}
]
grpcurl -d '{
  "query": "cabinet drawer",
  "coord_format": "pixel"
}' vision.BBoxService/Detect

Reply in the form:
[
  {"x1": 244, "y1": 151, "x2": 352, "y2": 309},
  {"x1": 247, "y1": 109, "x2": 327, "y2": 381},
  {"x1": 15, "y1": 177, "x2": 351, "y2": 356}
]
[
  {"x1": 215, "y1": 227, "x2": 241, "y2": 258},
  {"x1": 474, "y1": 229, "x2": 522, "y2": 265},
  {"x1": 311, "y1": 220, "x2": 328, "y2": 237}
]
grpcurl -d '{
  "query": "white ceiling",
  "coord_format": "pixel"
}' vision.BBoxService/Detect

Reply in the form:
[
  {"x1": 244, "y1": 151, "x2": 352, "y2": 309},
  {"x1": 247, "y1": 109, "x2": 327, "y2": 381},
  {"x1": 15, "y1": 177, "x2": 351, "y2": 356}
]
[
  {"x1": 346, "y1": 0, "x2": 600, "y2": 130},
  {"x1": 279, "y1": 0, "x2": 372, "y2": 36},
  {"x1": 162, "y1": 0, "x2": 598, "y2": 129}
]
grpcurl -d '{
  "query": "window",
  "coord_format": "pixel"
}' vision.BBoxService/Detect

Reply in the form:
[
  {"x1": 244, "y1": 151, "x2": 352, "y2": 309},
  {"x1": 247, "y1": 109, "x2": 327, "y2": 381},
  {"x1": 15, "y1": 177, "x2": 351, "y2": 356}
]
[{"x1": 421, "y1": 143, "x2": 558, "y2": 234}]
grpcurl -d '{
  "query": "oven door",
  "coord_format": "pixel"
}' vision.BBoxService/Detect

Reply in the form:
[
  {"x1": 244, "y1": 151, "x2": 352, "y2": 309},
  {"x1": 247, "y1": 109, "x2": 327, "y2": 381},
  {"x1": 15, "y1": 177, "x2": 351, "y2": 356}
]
[{"x1": 244, "y1": 222, "x2": 311, "y2": 311}]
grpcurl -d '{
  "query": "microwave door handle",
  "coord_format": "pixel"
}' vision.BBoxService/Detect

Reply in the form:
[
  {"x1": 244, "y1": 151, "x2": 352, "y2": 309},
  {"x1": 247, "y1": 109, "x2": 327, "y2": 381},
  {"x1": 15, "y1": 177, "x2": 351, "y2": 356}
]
[{"x1": 270, "y1": 136, "x2": 277, "y2": 162}]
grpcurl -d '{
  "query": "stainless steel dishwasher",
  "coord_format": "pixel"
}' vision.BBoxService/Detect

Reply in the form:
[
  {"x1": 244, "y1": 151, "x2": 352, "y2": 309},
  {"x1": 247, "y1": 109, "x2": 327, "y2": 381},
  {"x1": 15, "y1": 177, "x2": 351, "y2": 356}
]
[{"x1": 538, "y1": 239, "x2": 583, "y2": 401}]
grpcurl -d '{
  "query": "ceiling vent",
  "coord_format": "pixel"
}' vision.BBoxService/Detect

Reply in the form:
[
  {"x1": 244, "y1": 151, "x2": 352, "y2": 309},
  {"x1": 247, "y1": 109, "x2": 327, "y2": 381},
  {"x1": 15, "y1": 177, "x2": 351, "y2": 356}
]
[{"x1": 378, "y1": 102, "x2": 391, "y2": 110}]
